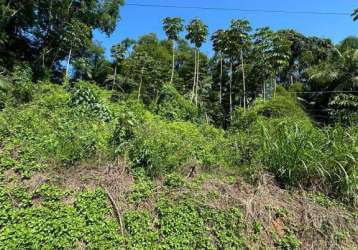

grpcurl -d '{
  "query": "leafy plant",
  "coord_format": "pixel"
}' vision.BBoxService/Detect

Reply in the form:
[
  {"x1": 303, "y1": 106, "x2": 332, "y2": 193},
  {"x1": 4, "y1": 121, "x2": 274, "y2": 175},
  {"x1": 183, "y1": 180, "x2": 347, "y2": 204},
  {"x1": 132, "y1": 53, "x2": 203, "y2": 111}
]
[{"x1": 68, "y1": 82, "x2": 112, "y2": 122}]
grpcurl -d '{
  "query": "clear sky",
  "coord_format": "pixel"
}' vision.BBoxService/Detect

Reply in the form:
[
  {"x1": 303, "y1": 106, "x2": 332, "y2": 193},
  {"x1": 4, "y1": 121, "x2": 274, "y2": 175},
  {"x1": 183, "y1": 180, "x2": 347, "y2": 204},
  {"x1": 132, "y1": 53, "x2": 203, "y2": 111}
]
[{"x1": 94, "y1": 0, "x2": 358, "y2": 58}]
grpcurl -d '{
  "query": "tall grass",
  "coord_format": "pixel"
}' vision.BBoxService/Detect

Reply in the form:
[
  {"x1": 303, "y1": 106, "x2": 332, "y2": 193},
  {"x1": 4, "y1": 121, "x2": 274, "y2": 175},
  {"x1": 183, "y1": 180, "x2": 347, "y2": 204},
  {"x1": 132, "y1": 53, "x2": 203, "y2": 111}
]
[{"x1": 258, "y1": 119, "x2": 357, "y2": 205}]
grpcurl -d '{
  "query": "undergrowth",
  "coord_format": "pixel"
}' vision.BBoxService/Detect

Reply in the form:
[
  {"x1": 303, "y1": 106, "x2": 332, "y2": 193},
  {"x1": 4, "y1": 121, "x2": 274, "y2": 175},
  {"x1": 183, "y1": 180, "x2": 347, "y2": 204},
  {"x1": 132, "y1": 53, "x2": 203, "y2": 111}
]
[{"x1": 0, "y1": 80, "x2": 357, "y2": 248}]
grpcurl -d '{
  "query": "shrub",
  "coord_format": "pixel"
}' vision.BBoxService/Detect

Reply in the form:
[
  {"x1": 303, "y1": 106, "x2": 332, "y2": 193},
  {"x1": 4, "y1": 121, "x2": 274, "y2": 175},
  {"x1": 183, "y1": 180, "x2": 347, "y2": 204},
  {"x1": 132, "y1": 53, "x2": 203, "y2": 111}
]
[
  {"x1": 109, "y1": 101, "x2": 147, "y2": 155},
  {"x1": 328, "y1": 94, "x2": 358, "y2": 125},
  {"x1": 156, "y1": 198, "x2": 215, "y2": 249},
  {"x1": 68, "y1": 81, "x2": 112, "y2": 122},
  {"x1": 0, "y1": 83, "x2": 114, "y2": 172},
  {"x1": 288, "y1": 82, "x2": 304, "y2": 93},
  {"x1": 127, "y1": 118, "x2": 231, "y2": 176},
  {"x1": 163, "y1": 173, "x2": 186, "y2": 188},
  {"x1": 152, "y1": 84, "x2": 202, "y2": 122},
  {"x1": 123, "y1": 210, "x2": 159, "y2": 248},
  {"x1": 231, "y1": 87, "x2": 308, "y2": 130},
  {"x1": 275, "y1": 233, "x2": 301, "y2": 250}
]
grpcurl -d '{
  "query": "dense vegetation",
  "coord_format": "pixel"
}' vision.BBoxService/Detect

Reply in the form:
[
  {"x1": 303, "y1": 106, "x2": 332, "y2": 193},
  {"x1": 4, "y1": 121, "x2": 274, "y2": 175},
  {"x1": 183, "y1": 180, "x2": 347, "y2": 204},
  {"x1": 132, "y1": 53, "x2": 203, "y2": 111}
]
[{"x1": 0, "y1": 1, "x2": 357, "y2": 249}]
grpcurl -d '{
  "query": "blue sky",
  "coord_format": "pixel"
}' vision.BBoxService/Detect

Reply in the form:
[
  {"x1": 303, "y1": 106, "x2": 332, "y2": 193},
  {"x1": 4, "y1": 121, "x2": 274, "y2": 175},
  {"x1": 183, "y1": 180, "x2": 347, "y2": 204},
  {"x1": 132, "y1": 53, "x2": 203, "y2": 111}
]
[{"x1": 94, "y1": 0, "x2": 358, "y2": 58}]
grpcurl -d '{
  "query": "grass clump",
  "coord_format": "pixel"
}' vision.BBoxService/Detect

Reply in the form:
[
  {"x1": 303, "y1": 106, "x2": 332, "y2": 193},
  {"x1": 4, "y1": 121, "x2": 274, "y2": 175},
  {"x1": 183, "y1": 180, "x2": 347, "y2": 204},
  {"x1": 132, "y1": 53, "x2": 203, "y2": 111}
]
[{"x1": 258, "y1": 119, "x2": 358, "y2": 205}]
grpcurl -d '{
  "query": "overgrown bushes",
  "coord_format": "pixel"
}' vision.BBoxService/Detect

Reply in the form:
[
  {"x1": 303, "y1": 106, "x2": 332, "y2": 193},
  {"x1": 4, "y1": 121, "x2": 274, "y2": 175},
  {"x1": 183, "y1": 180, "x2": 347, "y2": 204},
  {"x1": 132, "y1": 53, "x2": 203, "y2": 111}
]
[
  {"x1": 231, "y1": 87, "x2": 308, "y2": 130},
  {"x1": 151, "y1": 84, "x2": 203, "y2": 122},
  {"x1": 229, "y1": 89, "x2": 357, "y2": 205},
  {"x1": 127, "y1": 118, "x2": 233, "y2": 176},
  {"x1": 0, "y1": 82, "x2": 115, "y2": 174},
  {"x1": 0, "y1": 80, "x2": 356, "y2": 205}
]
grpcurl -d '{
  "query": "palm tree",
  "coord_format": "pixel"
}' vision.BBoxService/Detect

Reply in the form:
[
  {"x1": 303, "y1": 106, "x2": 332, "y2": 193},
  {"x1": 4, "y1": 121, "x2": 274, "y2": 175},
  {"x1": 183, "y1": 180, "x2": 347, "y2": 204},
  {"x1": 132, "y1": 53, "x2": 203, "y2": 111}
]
[
  {"x1": 163, "y1": 17, "x2": 184, "y2": 85},
  {"x1": 185, "y1": 18, "x2": 209, "y2": 106},
  {"x1": 308, "y1": 48, "x2": 358, "y2": 91}
]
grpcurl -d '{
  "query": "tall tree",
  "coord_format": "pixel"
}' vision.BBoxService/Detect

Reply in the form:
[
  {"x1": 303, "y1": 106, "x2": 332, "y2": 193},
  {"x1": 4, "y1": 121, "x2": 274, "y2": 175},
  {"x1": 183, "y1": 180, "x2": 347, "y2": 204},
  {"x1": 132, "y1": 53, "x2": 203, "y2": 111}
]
[
  {"x1": 163, "y1": 17, "x2": 184, "y2": 85},
  {"x1": 110, "y1": 38, "x2": 135, "y2": 89},
  {"x1": 269, "y1": 32, "x2": 292, "y2": 96},
  {"x1": 185, "y1": 18, "x2": 208, "y2": 106},
  {"x1": 253, "y1": 28, "x2": 292, "y2": 97},
  {"x1": 0, "y1": 0, "x2": 124, "y2": 77},
  {"x1": 212, "y1": 29, "x2": 227, "y2": 105},
  {"x1": 62, "y1": 20, "x2": 91, "y2": 79},
  {"x1": 225, "y1": 19, "x2": 252, "y2": 112},
  {"x1": 253, "y1": 27, "x2": 275, "y2": 100}
]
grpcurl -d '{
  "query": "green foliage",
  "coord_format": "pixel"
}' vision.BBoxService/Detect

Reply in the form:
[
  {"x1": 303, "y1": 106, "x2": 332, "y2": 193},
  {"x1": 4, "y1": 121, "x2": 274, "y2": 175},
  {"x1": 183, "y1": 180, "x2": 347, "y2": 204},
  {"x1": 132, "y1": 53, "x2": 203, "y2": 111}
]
[
  {"x1": 0, "y1": 83, "x2": 114, "y2": 173},
  {"x1": 124, "y1": 210, "x2": 159, "y2": 248},
  {"x1": 329, "y1": 94, "x2": 358, "y2": 125},
  {"x1": 258, "y1": 119, "x2": 358, "y2": 205},
  {"x1": 74, "y1": 189, "x2": 124, "y2": 249},
  {"x1": 200, "y1": 207, "x2": 245, "y2": 249},
  {"x1": 0, "y1": 0, "x2": 124, "y2": 77},
  {"x1": 259, "y1": 119, "x2": 320, "y2": 187},
  {"x1": 185, "y1": 18, "x2": 209, "y2": 48},
  {"x1": 128, "y1": 118, "x2": 232, "y2": 176},
  {"x1": 152, "y1": 84, "x2": 202, "y2": 122},
  {"x1": 275, "y1": 233, "x2": 301, "y2": 250},
  {"x1": 163, "y1": 173, "x2": 186, "y2": 189},
  {"x1": 11, "y1": 82, "x2": 33, "y2": 105},
  {"x1": 33, "y1": 184, "x2": 67, "y2": 203},
  {"x1": 0, "y1": 187, "x2": 123, "y2": 249},
  {"x1": 231, "y1": 88, "x2": 308, "y2": 130},
  {"x1": 6, "y1": 64, "x2": 34, "y2": 105},
  {"x1": 163, "y1": 17, "x2": 184, "y2": 42},
  {"x1": 288, "y1": 82, "x2": 304, "y2": 93},
  {"x1": 156, "y1": 198, "x2": 214, "y2": 249},
  {"x1": 128, "y1": 178, "x2": 153, "y2": 204},
  {"x1": 68, "y1": 81, "x2": 112, "y2": 122}
]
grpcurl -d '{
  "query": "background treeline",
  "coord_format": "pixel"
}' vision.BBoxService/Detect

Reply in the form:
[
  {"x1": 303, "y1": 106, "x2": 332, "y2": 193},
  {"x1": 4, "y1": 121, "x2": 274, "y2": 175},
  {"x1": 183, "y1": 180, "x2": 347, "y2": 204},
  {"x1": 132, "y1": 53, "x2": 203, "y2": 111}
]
[{"x1": 1, "y1": 2, "x2": 357, "y2": 127}]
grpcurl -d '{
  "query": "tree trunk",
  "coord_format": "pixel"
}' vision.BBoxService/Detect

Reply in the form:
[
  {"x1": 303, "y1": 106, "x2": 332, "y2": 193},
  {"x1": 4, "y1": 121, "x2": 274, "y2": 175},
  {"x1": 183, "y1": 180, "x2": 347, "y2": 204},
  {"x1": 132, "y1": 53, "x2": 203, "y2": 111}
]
[
  {"x1": 229, "y1": 62, "x2": 233, "y2": 120},
  {"x1": 263, "y1": 82, "x2": 266, "y2": 101},
  {"x1": 42, "y1": 52, "x2": 45, "y2": 69},
  {"x1": 191, "y1": 49, "x2": 197, "y2": 102},
  {"x1": 113, "y1": 64, "x2": 117, "y2": 90},
  {"x1": 195, "y1": 50, "x2": 200, "y2": 107},
  {"x1": 170, "y1": 40, "x2": 175, "y2": 85},
  {"x1": 240, "y1": 49, "x2": 246, "y2": 112},
  {"x1": 273, "y1": 77, "x2": 277, "y2": 98},
  {"x1": 138, "y1": 67, "x2": 144, "y2": 101},
  {"x1": 65, "y1": 47, "x2": 72, "y2": 78},
  {"x1": 219, "y1": 54, "x2": 223, "y2": 105}
]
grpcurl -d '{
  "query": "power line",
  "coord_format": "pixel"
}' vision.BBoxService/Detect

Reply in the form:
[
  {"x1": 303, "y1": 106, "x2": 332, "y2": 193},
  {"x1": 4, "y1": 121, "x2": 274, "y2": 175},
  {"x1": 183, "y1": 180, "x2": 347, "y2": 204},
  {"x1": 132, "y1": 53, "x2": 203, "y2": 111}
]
[
  {"x1": 289, "y1": 90, "x2": 358, "y2": 94},
  {"x1": 125, "y1": 3, "x2": 352, "y2": 16}
]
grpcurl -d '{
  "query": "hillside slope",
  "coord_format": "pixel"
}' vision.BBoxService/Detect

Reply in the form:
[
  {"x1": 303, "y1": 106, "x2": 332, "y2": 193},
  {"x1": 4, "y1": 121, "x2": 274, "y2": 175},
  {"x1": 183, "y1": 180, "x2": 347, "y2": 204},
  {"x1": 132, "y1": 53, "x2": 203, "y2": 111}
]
[{"x1": 0, "y1": 82, "x2": 357, "y2": 249}]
